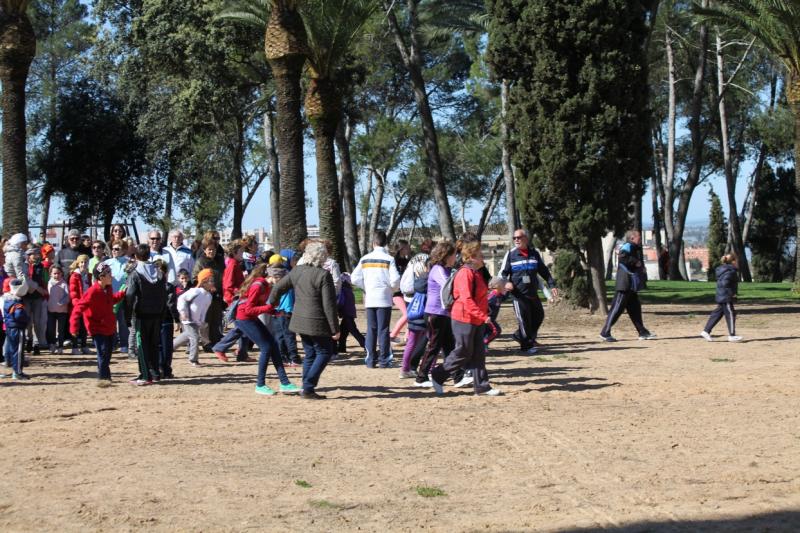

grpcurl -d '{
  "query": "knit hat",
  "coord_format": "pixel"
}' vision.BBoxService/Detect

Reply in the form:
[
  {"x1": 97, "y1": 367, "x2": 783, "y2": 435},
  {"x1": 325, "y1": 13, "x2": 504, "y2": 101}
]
[
  {"x1": 40, "y1": 243, "x2": 54, "y2": 257},
  {"x1": 25, "y1": 246, "x2": 41, "y2": 257},
  {"x1": 8, "y1": 233, "x2": 28, "y2": 247},
  {"x1": 94, "y1": 263, "x2": 112, "y2": 279},
  {"x1": 196, "y1": 268, "x2": 214, "y2": 287},
  {"x1": 8, "y1": 278, "x2": 29, "y2": 298},
  {"x1": 268, "y1": 254, "x2": 286, "y2": 266},
  {"x1": 267, "y1": 266, "x2": 287, "y2": 278}
]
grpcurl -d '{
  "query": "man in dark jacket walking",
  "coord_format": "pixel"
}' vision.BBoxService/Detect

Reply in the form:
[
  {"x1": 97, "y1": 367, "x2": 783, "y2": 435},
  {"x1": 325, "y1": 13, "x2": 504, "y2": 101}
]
[
  {"x1": 126, "y1": 244, "x2": 167, "y2": 385},
  {"x1": 600, "y1": 230, "x2": 656, "y2": 342}
]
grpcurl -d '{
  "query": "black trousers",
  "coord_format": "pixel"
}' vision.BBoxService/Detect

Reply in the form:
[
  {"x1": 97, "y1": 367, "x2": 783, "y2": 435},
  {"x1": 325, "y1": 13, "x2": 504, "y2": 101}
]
[
  {"x1": 511, "y1": 295, "x2": 544, "y2": 348},
  {"x1": 704, "y1": 302, "x2": 736, "y2": 335},
  {"x1": 601, "y1": 291, "x2": 647, "y2": 337},
  {"x1": 136, "y1": 316, "x2": 162, "y2": 381}
]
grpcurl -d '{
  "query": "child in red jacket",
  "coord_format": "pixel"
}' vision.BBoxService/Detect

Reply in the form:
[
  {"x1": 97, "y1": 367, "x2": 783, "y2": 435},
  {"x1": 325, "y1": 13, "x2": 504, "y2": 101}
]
[
  {"x1": 68, "y1": 254, "x2": 92, "y2": 355},
  {"x1": 70, "y1": 263, "x2": 126, "y2": 385}
]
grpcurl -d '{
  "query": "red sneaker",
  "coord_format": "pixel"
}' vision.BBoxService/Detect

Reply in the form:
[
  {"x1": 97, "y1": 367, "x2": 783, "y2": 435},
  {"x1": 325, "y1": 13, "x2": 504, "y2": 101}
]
[{"x1": 214, "y1": 351, "x2": 229, "y2": 363}]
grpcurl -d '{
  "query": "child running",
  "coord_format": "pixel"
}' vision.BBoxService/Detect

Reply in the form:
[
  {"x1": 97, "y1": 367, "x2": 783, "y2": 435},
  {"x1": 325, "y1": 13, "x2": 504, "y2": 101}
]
[
  {"x1": 700, "y1": 253, "x2": 742, "y2": 342},
  {"x1": 174, "y1": 268, "x2": 215, "y2": 366},
  {"x1": 69, "y1": 263, "x2": 127, "y2": 385}
]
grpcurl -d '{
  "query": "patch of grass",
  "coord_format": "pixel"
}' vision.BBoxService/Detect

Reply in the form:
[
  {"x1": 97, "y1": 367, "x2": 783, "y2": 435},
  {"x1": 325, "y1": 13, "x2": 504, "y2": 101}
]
[
  {"x1": 309, "y1": 499, "x2": 339, "y2": 509},
  {"x1": 710, "y1": 358, "x2": 735, "y2": 363},
  {"x1": 566, "y1": 356, "x2": 588, "y2": 361},
  {"x1": 532, "y1": 357, "x2": 552, "y2": 363},
  {"x1": 607, "y1": 280, "x2": 799, "y2": 304},
  {"x1": 551, "y1": 354, "x2": 568, "y2": 360},
  {"x1": 415, "y1": 485, "x2": 446, "y2": 498},
  {"x1": 295, "y1": 480, "x2": 311, "y2": 488}
]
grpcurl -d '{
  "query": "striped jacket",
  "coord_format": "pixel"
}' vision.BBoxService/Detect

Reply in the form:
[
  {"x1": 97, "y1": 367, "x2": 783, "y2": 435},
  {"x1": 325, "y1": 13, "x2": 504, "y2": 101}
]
[
  {"x1": 500, "y1": 246, "x2": 556, "y2": 299},
  {"x1": 350, "y1": 247, "x2": 401, "y2": 308}
]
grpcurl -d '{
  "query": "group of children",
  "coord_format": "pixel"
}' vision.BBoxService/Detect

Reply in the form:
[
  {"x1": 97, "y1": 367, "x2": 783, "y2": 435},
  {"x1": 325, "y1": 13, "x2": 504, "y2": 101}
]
[{"x1": 1, "y1": 228, "x2": 746, "y2": 389}]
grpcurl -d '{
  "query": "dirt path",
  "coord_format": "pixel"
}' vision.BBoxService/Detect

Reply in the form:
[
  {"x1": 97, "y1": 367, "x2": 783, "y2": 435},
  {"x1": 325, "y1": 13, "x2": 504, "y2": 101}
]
[{"x1": 1, "y1": 302, "x2": 798, "y2": 532}]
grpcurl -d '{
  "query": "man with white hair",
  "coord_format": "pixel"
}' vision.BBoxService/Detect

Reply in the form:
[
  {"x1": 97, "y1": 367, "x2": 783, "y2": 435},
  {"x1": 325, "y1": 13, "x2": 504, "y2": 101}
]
[
  {"x1": 500, "y1": 228, "x2": 559, "y2": 354},
  {"x1": 165, "y1": 229, "x2": 194, "y2": 284},
  {"x1": 147, "y1": 229, "x2": 175, "y2": 283}
]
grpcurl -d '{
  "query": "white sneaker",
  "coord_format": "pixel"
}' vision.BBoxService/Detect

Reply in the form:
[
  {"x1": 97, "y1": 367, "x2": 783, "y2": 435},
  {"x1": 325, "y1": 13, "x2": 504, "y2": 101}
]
[
  {"x1": 414, "y1": 380, "x2": 432, "y2": 388},
  {"x1": 431, "y1": 379, "x2": 444, "y2": 395},
  {"x1": 476, "y1": 388, "x2": 501, "y2": 396},
  {"x1": 453, "y1": 375, "x2": 474, "y2": 388},
  {"x1": 700, "y1": 331, "x2": 713, "y2": 342},
  {"x1": 728, "y1": 335, "x2": 743, "y2": 342},
  {"x1": 638, "y1": 332, "x2": 657, "y2": 340},
  {"x1": 399, "y1": 370, "x2": 417, "y2": 379},
  {"x1": 599, "y1": 334, "x2": 616, "y2": 342}
]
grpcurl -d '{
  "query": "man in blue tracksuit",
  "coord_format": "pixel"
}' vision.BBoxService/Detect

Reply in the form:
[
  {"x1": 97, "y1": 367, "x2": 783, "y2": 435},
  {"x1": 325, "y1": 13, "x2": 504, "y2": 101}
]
[
  {"x1": 600, "y1": 230, "x2": 656, "y2": 342},
  {"x1": 500, "y1": 229, "x2": 558, "y2": 354}
]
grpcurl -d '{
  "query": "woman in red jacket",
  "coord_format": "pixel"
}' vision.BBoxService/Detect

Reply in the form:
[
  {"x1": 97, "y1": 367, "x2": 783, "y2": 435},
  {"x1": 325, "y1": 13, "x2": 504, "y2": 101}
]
[
  {"x1": 222, "y1": 240, "x2": 245, "y2": 306},
  {"x1": 234, "y1": 263, "x2": 300, "y2": 396},
  {"x1": 69, "y1": 263, "x2": 126, "y2": 384},
  {"x1": 430, "y1": 242, "x2": 500, "y2": 396},
  {"x1": 68, "y1": 254, "x2": 92, "y2": 355}
]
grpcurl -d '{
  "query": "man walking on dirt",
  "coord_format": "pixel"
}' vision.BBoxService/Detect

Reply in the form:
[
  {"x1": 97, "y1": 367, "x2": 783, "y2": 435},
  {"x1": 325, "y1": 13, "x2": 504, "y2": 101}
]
[
  {"x1": 500, "y1": 229, "x2": 558, "y2": 354},
  {"x1": 600, "y1": 230, "x2": 657, "y2": 342}
]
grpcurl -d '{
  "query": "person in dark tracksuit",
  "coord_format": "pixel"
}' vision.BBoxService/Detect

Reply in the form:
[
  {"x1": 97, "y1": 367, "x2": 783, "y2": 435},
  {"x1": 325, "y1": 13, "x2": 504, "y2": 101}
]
[
  {"x1": 126, "y1": 244, "x2": 167, "y2": 385},
  {"x1": 500, "y1": 229, "x2": 558, "y2": 354},
  {"x1": 700, "y1": 253, "x2": 742, "y2": 342},
  {"x1": 600, "y1": 230, "x2": 656, "y2": 342}
]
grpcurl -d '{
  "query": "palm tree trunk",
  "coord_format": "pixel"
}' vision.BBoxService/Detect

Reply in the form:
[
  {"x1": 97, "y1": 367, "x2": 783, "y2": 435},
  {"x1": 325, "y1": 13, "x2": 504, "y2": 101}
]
[
  {"x1": 790, "y1": 78, "x2": 800, "y2": 284},
  {"x1": 263, "y1": 109, "x2": 281, "y2": 250},
  {"x1": 0, "y1": 11, "x2": 35, "y2": 236},
  {"x1": 336, "y1": 119, "x2": 360, "y2": 269},
  {"x1": 500, "y1": 79, "x2": 517, "y2": 239}
]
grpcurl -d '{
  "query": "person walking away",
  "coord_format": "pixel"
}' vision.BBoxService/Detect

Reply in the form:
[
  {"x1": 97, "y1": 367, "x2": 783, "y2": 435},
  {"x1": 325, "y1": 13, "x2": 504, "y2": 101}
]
[
  {"x1": 700, "y1": 253, "x2": 742, "y2": 342},
  {"x1": 350, "y1": 230, "x2": 401, "y2": 368},
  {"x1": 155, "y1": 260, "x2": 180, "y2": 378},
  {"x1": 389, "y1": 239, "x2": 412, "y2": 346},
  {"x1": 500, "y1": 229, "x2": 559, "y2": 354},
  {"x1": 68, "y1": 254, "x2": 93, "y2": 354},
  {"x1": 599, "y1": 230, "x2": 656, "y2": 342},
  {"x1": 398, "y1": 252, "x2": 429, "y2": 378},
  {"x1": 430, "y1": 242, "x2": 500, "y2": 396},
  {"x1": 414, "y1": 241, "x2": 456, "y2": 387},
  {"x1": 336, "y1": 272, "x2": 365, "y2": 356},
  {"x1": 2, "y1": 279, "x2": 30, "y2": 380},
  {"x1": 47, "y1": 265, "x2": 70, "y2": 354},
  {"x1": 126, "y1": 244, "x2": 167, "y2": 385},
  {"x1": 235, "y1": 264, "x2": 300, "y2": 396},
  {"x1": 174, "y1": 268, "x2": 215, "y2": 366},
  {"x1": 269, "y1": 242, "x2": 339, "y2": 399},
  {"x1": 69, "y1": 263, "x2": 127, "y2": 385}
]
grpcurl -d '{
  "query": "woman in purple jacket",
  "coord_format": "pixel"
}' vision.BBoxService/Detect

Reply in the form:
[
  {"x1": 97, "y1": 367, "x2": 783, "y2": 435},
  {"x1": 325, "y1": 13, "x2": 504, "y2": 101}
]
[{"x1": 414, "y1": 241, "x2": 456, "y2": 387}]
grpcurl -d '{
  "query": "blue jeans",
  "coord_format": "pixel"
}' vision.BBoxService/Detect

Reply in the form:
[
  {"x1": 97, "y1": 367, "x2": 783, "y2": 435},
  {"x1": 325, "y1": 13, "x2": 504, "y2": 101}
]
[
  {"x1": 159, "y1": 322, "x2": 174, "y2": 376},
  {"x1": 272, "y1": 315, "x2": 298, "y2": 361},
  {"x1": 365, "y1": 307, "x2": 392, "y2": 367},
  {"x1": 212, "y1": 326, "x2": 249, "y2": 359},
  {"x1": 236, "y1": 319, "x2": 289, "y2": 387},
  {"x1": 94, "y1": 334, "x2": 114, "y2": 379},
  {"x1": 299, "y1": 335, "x2": 333, "y2": 393},
  {"x1": 4, "y1": 327, "x2": 24, "y2": 374},
  {"x1": 116, "y1": 306, "x2": 129, "y2": 350}
]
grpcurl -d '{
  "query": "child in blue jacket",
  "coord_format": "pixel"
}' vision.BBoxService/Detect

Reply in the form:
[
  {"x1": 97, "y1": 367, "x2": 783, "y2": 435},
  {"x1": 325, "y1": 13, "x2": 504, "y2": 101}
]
[{"x1": 3, "y1": 279, "x2": 31, "y2": 379}]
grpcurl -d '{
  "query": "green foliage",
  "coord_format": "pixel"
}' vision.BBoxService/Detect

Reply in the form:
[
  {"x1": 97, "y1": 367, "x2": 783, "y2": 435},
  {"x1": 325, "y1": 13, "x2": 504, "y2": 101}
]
[
  {"x1": 415, "y1": 485, "x2": 446, "y2": 498},
  {"x1": 31, "y1": 79, "x2": 157, "y2": 227},
  {"x1": 487, "y1": 0, "x2": 651, "y2": 250},
  {"x1": 295, "y1": 479, "x2": 311, "y2": 488},
  {"x1": 552, "y1": 249, "x2": 590, "y2": 308},
  {"x1": 749, "y1": 166, "x2": 798, "y2": 282},
  {"x1": 706, "y1": 189, "x2": 727, "y2": 280}
]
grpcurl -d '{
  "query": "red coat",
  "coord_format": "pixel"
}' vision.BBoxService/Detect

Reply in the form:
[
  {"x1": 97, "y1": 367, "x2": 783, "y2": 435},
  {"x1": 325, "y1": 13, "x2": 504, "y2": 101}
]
[
  {"x1": 69, "y1": 283, "x2": 126, "y2": 336},
  {"x1": 222, "y1": 260, "x2": 244, "y2": 305},
  {"x1": 69, "y1": 271, "x2": 91, "y2": 303},
  {"x1": 450, "y1": 266, "x2": 489, "y2": 326},
  {"x1": 235, "y1": 278, "x2": 272, "y2": 321}
]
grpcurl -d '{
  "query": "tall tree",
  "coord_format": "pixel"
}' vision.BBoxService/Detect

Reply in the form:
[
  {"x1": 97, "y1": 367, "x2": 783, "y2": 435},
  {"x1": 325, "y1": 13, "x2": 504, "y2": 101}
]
[
  {"x1": 488, "y1": 0, "x2": 653, "y2": 314},
  {"x1": 0, "y1": 0, "x2": 36, "y2": 235},
  {"x1": 696, "y1": 0, "x2": 800, "y2": 283},
  {"x1": 748, "y1": 165, "x2": 798, "y2": 282},
  {"x1": 706, "y1": 189, "x2": 727, "y2": 281}
]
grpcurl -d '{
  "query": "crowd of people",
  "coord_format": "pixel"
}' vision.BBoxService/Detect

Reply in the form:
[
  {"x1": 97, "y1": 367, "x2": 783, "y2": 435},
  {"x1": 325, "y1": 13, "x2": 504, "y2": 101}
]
[{"x1": 0, "y1": 224, "x2": 743, "y2": 396}]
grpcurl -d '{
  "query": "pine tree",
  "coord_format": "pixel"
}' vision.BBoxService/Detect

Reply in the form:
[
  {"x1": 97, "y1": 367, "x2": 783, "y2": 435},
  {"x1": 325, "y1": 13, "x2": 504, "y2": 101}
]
[
  {"x1": 487, "y1": 0, "x2": 653, "y2": 313},
  {"x1": 706, "y1": 189, "x2": 727, "y2": 281}
]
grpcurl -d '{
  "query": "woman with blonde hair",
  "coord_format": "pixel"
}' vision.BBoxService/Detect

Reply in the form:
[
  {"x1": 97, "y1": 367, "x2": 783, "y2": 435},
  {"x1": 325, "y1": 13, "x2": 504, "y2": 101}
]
[{"x1": 68, "y1": 254, "x2": 93, "y2": 355}]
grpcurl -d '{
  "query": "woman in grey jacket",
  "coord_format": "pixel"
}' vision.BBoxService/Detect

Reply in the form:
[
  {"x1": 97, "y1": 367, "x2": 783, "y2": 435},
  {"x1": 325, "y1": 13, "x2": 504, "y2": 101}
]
[{"x1": 269, "y1": 241, "x2": 339, "y2": 399}]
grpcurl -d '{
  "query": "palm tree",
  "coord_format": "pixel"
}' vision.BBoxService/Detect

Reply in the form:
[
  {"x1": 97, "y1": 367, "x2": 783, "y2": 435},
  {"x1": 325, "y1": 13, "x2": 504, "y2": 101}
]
[
  {"x1": 0, "y1": 0, "x2": 36, "y2": 235},
  {"x1": 695, "y1": 0, "x2": 800, "y2": 283},
  {"x1": 301, "y1": 0, "x2": 376, "y2": 267}
]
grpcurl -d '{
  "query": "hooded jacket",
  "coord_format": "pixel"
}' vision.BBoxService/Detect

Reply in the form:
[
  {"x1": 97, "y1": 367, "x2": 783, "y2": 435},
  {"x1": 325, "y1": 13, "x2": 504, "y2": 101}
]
[
  {"x1": 125, "y1": 261, "x2": 167, "y2": 319},
  {"x1": 4, "y1": 235, "x2": 39, "y2": 293},
  {"x1": 715, "y1": 264, "x2": 739, "y2": 304}
]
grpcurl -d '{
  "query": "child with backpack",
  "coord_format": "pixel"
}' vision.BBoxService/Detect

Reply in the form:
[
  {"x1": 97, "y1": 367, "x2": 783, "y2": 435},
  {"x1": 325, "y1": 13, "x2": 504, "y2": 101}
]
[
  {"x1": 398, "y1": 254, "x2": 429, "y2": 378},
  {"x1": 700, "y1": 253, "x2": 742, "y2": 342}
]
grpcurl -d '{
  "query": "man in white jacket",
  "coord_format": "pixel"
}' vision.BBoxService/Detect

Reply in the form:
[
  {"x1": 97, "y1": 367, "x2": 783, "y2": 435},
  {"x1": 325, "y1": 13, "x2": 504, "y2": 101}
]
[{"x1": 351, "y1": 230, "x2": 400, "y2": 368}]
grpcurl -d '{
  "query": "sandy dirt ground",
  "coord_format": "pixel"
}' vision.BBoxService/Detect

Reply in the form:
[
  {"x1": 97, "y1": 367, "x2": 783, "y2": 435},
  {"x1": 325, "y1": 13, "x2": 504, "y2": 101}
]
[{"x1": 1, "y1": 301, "x2": 799, "y2": 532}]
